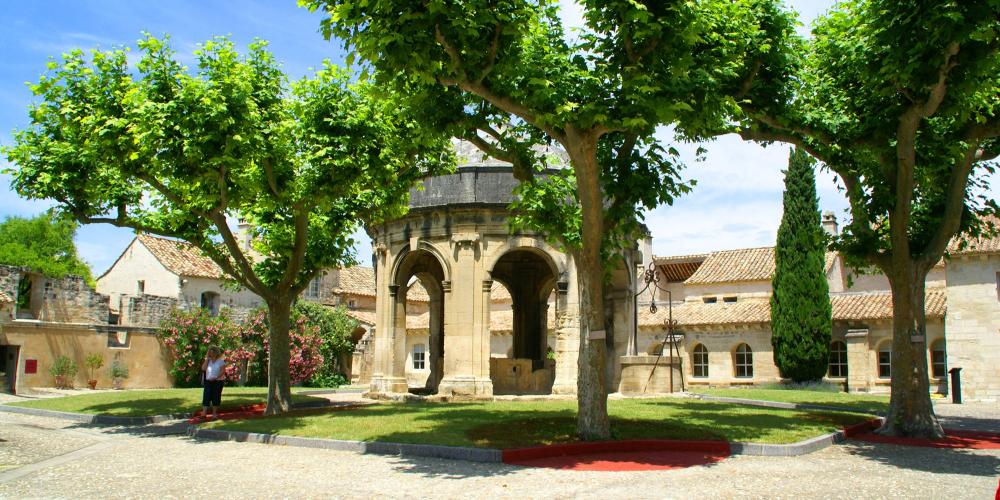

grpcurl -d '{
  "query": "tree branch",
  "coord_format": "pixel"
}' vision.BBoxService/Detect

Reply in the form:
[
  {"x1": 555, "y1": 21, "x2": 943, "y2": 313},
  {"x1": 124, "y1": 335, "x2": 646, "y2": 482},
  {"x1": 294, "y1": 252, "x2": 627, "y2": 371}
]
[
  {"x1": 477, "y1": 23, "x2": 503, "y2": 83},
  {"x1": 435, "y1": 24, "x2": 468, "y2": 82},
  {"x1": 209, "y1": 211, "x2": 269, "y2": 296},
  {"x1": 921, "y1": 143, "x2": 978, "y2": 261},
  {"x1": 277, "y1": 203, "x2": 310, "y2": 292}
]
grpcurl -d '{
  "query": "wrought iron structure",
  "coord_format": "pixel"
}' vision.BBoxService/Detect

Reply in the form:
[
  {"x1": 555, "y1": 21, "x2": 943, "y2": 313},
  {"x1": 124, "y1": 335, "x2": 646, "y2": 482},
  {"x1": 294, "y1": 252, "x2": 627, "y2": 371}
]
[{"x1": 633, "y1": 261, "x2": 685, "y2": 392}]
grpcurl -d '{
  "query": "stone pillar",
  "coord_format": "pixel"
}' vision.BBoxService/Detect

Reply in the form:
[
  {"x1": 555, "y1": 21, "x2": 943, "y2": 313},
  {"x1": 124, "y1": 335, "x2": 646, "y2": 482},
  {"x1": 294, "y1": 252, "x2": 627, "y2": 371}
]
[
  {"x1": 845, "y1": 328, "x2": 870, "y2": 392},
  {"x1": 551, "y1": 271, "x2": 579, "y2": 395},
  {"x1": 438, "y1": 234, "x2": 493, "y2": 396},
  {"x1": 369, "y1": 280, "x2": 408, "y2": 395}
]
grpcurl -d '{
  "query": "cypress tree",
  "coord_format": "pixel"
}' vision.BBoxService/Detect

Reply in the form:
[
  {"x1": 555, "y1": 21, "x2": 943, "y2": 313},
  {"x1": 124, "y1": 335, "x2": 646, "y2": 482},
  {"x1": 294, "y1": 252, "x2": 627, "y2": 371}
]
[{"x1": 770, "y1": 148, "x2": 832, "y2": 382}]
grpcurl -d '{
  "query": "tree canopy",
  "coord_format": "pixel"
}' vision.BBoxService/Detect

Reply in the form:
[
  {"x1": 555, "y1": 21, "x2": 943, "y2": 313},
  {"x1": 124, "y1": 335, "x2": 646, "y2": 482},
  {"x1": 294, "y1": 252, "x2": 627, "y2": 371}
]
[
  {"x1": 738, "y1": 0, "x2": 999, "y2": 436},
  {"x1": 304, "y1": 0, "x2": 799, "y2": 438},
  {"x1": 0, "y1": 211, "x2": 94, "y2": 285},
  {"x1": 4, "y1": 35, "x2": 452, "y2": 413}
]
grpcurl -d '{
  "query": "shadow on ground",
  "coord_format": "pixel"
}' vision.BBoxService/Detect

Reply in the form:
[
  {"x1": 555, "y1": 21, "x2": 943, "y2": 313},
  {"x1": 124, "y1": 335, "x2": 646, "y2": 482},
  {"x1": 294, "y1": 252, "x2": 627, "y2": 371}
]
[{"x1": 845, "y1": 440, "x2": 1000, "y2": 477}]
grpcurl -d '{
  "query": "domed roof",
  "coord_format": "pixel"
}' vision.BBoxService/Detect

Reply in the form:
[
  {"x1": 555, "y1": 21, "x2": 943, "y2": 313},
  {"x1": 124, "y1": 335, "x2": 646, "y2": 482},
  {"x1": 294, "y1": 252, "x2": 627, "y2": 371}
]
[{"x1": 408, "y1": 139, "x2": 568, "y2": 210}]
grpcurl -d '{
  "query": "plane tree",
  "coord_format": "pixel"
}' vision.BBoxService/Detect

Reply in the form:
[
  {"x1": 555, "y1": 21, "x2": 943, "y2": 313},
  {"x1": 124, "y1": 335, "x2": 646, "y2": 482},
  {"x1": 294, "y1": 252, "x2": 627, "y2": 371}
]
[
  {"x1": 738, "y1": 0, "x2": 999, "y2": 436},
  {"x1": 303, "y1": 0, "x2": 798, "y2": 439},
  {"x1": 4, "y1": 36, "x2": 452, "y2": 414}
]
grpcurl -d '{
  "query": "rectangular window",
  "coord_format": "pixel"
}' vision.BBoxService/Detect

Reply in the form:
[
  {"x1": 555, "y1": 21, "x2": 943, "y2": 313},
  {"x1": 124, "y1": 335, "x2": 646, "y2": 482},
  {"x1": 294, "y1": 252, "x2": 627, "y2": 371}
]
[
  {"x1": 412, "y1": 344, "x2": 425, "y2": 370},
  {"x1": 348, "y1": 299, "x2": 356, "y2": 309},
  {"x1": 828, "y1": 341, "x2": 848, "y2": 378},
  {"x1": 702, "y1": 297, "x2": 718, "y2": 304},
  {"x1": 137, "y1": 280, "x2": 145, "y2": 294},
  {"x1": 108, "y1": 331, "x2": 130, "y2": 349},
  {"x1": 722, "y1": 296, "x2": 738, "y2": 303},
  {"x1": 305, "y1": 278, "x2": 321, "y2": 299},
  {"x1": 878, "y1": 350, "x2": 891, "y2": 379},
  {"x1": 931, "y1": 350, "x2": 946, "y2": 378}
]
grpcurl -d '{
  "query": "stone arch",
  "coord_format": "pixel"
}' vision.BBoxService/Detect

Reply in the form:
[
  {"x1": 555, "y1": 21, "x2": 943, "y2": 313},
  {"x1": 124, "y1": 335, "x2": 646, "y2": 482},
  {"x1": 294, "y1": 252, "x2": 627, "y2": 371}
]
[
  {"x1": 389, "y1": 241, "x2": 451, "y2": 288},
  {"x1": 484, "y1": 239, "x2": 566, "y2": 283},
  {"x1": 488, "y1": 247, "x2": 559, "y2": 395},
  {"x1": 390, "y1": 248, "x2": 447, "y2": 393}
]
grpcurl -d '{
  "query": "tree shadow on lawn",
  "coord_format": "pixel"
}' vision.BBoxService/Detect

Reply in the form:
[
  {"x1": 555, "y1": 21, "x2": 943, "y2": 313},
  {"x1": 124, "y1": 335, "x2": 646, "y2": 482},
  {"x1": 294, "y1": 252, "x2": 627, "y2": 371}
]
[
  {"x1": 640, "y1": 400, "x2": 870, "y2": 443},
  {"x1": 844, "y1": 440, "x2": 1000, "y2": 477}
]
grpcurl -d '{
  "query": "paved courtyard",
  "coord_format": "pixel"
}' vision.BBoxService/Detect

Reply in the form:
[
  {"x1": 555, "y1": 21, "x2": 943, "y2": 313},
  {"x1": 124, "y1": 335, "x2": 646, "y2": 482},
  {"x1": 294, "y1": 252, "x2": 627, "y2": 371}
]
[{"x1": 0, "y1": 398, "x2": 997, "y2": 499}]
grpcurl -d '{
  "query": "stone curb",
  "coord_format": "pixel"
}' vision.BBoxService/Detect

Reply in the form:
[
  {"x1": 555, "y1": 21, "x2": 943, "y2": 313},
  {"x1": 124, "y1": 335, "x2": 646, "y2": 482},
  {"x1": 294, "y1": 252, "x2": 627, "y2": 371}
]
[
  {"x1": 0, "y1": 400, "x2": 336, "y2": 426},
  {"x1": 690, "y1": 394, "x2": 884, "y2": 416},
  {"x1": 186, "y1": 427, "x2": 503, "y2": 463}
]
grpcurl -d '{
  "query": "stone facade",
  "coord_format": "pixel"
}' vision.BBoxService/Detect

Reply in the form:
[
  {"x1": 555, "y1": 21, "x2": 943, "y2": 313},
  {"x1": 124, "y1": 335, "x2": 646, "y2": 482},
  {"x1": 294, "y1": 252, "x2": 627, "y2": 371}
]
[{"x1": 944, "y1": 253, "x2": 1000, "y2": 400}]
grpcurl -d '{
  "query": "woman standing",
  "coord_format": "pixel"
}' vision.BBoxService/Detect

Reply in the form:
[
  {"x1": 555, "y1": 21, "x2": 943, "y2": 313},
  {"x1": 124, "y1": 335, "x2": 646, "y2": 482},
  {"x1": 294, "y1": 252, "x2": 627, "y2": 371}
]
[{"x1": 201, "y1": 346, "x2": 226, "y2": 419}]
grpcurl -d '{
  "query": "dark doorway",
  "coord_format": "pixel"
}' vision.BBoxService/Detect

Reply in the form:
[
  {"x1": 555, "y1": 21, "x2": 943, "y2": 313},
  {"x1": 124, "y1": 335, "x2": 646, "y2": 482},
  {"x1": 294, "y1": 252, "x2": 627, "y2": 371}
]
[{"x1": 0, "y1": 345, "x2": 19, "y2": 394}]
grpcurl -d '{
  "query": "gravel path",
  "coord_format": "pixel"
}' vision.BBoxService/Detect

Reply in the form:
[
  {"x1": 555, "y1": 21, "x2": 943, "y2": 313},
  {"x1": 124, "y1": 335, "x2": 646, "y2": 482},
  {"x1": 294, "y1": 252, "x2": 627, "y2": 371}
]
[{"x1": 0, "y1": 399, "x2": 996, "y2": 499}]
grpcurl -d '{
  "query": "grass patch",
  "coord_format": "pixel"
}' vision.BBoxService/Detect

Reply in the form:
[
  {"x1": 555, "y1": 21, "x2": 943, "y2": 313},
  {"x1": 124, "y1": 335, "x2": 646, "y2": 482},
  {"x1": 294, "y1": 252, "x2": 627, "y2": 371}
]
[
  {"x1": 205, "y1": 398, "x2": 872, "y2": 449},
  {"x1": 7, "y1": 387, "x2": 328, "y2": 417},
  {"x1": 691, "y1": 388, "x2": 890, "y2": 414}
]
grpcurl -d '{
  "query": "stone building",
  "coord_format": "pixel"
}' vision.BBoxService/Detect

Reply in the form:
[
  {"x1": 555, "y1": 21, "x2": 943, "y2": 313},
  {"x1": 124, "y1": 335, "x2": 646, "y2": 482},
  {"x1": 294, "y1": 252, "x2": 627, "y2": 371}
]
[
  {"x1": 0, "y1": 264, "x2": 173, "y2": 393},
  {"x1": 639, "y1": 219, "x2": 998, "y2": 400},
  {"x1": 97, "y1": 234, "x2": 264, "y2": 321},
  {"x1": 364, "y1": 143, "x2": 639, "y2": 398}
]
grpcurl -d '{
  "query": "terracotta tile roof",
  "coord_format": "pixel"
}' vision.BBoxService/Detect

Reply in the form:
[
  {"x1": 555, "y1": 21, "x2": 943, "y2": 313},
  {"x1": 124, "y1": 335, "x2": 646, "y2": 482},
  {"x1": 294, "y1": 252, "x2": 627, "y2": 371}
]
[
  {"x1": 638, "y1": 299, "x2": 771, "y2": 329},
  {"x1": 685, "y1": 247, "x2": 776, "y2": 284},
  {"x1": 831, "y1": 290, "x2": 946, "y2": 321},
  {"x1": 0, "y1": 290, "x2": 12, "y2": 304},
  {"x1": 332, "y1": 266, "x2": 378, "y2": 298},
  {"x1": 653, "y1": 254, "x2": 707, "y2": 283},
  {"x1": 344, "y1": 309, "x2": 376, "y2": 327},
  {"x1": 682, "y1": 247, "x2": 838, "y2": 285},
  {"x1": 637, "y1": 291, "x2": 946, "y2": 330},
  {"x1": 137, "y1": 234, "x2": 222, "y2": 279},
  {"x1": 948, "y1": 216, "x2": 1000, "y2": 255}
]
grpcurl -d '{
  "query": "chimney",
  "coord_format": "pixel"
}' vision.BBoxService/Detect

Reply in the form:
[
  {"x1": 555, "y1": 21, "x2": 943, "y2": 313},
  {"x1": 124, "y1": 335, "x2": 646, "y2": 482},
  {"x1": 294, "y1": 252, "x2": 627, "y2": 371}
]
[
  {"x1": 821, "y1": 211, "x2": 838, "y2": 236},
  {"x1": 237, "y1": 218, "x2": 252, "y2": 250}
]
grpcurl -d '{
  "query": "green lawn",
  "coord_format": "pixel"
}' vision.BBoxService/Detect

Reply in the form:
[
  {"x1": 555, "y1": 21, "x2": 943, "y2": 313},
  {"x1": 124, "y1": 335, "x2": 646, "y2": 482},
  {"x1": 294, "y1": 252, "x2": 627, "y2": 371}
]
[
  {"x1": 204, "y1": 398, "x2": 873, "y2": 449},
  {"x1": 691, "y1": 388, "x2": 890, "y2": 414},
  {"x1": 7, "y1": 388, "x2": 329, "y2": 417}
]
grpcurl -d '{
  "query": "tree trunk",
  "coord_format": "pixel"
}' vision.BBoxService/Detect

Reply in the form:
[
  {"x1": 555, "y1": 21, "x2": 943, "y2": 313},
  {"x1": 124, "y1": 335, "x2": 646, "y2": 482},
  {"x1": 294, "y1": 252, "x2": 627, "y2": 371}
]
[
  {"x1": 566, "y1": 128, "x2": 611, "y2": 441},
  {"x1": 265, "y1": 299, "x2": 294, "y2": 415},
  {"x1": 879, "y1": 260, "x2": 943, "y2": 438}
]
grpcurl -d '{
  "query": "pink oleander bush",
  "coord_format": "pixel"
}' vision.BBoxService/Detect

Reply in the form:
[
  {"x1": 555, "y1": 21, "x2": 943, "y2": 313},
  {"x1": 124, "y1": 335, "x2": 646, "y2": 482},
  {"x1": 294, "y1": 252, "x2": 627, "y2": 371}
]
[
  {"x1": 159, "y1": 306, "x2": 326, "y2": 388},
  {"x1": 158, "y1": 308, "x2": 240, "y2": 387},
  {"x1": 237, "y1": 309, "x2": 324, "y2": 386}
]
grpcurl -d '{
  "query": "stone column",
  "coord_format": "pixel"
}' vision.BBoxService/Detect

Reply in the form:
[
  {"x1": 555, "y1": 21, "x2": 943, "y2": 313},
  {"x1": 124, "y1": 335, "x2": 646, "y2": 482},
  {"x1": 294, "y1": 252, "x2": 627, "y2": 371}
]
[
  {"x1": 845, "y1": 328, "x2": 870, "y2": 392},
  {"x1": 551, "y1": 271, "x2": 580, "y2": 395},
  {"x1": 438, "y1": 233, "x2": 493, "y2": 396}
]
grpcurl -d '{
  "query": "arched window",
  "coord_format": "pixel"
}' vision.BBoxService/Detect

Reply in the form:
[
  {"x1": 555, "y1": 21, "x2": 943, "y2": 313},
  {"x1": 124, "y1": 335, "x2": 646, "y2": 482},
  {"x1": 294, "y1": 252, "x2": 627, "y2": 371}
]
[
  {"x1": 200, "y1": 291, "x2": 220, "y2": 317},
  {"x1": 878, "y1": 344, "x2": 891, "y2": 379},
  {"x1": 412, "y1": 343, "x2": 426, "y2": 370},
  {"x1": 734, "y1": 343, "x2": 753, "y2": 378},
  {"x1": 692, "y1": 344, "x2": 709, "y2": 378},
  {"x1": 828, "y1": 341, "x2": 848, "y2": 378},
  {"x1": 930, "y1": 340, "x2": 946, "y2": 378}
]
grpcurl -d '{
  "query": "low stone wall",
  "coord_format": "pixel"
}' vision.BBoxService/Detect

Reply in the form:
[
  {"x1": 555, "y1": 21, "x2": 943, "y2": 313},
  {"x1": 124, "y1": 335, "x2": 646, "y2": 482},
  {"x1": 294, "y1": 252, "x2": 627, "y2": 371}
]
[
  {"x1": 489, "y1": 358, "x2": 555, "y2": 395},
  {"x1": 617, "y1": 355, "x2": 683, "y2": 394},
  {"x1": 1, "y1": 321, "x2": 172, "y2": 392}
]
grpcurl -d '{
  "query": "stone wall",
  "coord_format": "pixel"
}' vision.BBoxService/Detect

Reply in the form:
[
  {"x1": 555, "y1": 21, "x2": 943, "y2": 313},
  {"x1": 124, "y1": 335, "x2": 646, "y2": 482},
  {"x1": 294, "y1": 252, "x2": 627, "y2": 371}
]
[
  {"x1": 120, "y1": 294, "x2": 179, "y2": 328},
  {"x1": 945, "y1": 254, "x2": 1000, "y2": 400},
  {"x1": 1, "y1": 322, "x2": 172, "y2": 391},
  {"x1": 0, "y1": 265, "x2": 108, "y2": 324}
]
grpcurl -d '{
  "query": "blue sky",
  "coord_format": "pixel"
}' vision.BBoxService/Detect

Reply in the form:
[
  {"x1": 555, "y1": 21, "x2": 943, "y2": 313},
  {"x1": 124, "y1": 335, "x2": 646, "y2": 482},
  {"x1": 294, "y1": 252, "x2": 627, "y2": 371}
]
[{"x1": 2, "y1": 1, "x2": 992, "y2": 274}]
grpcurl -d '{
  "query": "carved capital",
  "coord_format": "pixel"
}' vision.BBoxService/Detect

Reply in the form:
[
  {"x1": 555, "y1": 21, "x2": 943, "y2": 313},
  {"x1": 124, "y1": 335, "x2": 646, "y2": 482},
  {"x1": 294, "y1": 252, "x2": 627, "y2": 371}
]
[
  {"x1": 441, "y1": 280, "x2": 452, "y2": 293},
  {"x1": 388, "y1": 284, "x2": 399, "y2": 298}
]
